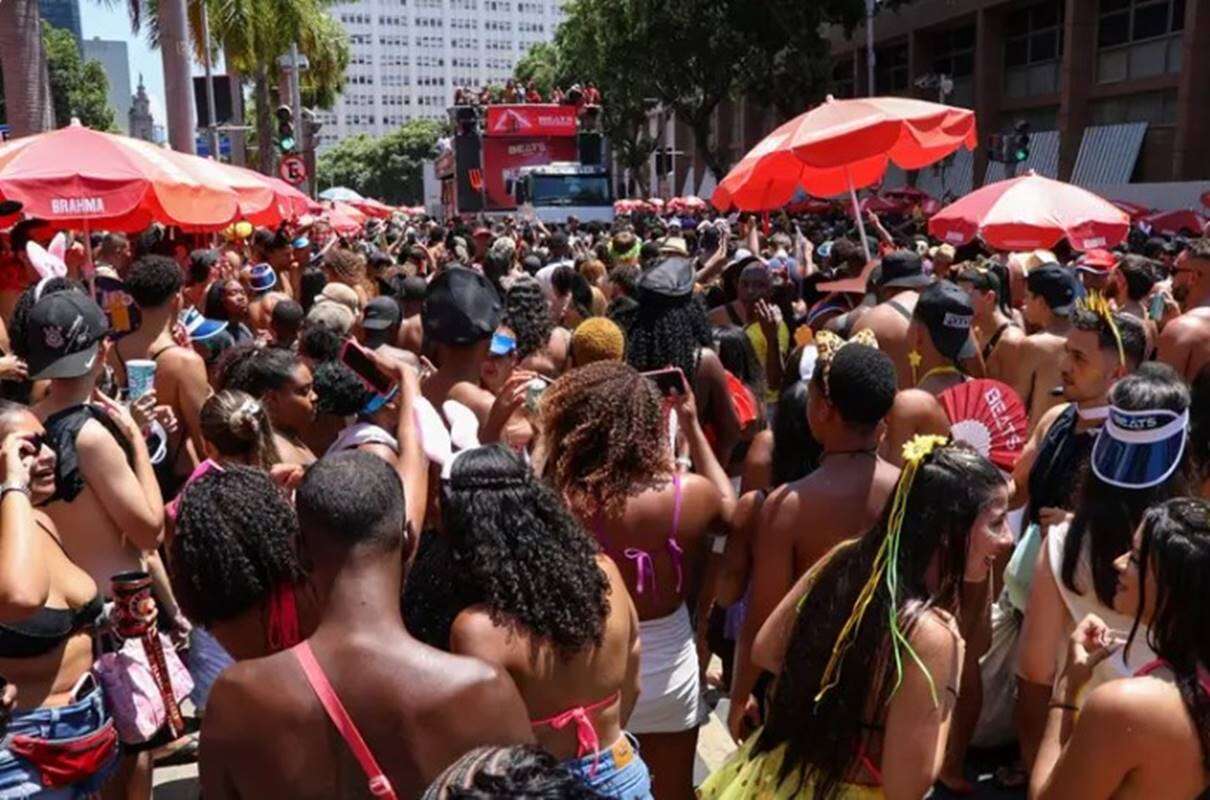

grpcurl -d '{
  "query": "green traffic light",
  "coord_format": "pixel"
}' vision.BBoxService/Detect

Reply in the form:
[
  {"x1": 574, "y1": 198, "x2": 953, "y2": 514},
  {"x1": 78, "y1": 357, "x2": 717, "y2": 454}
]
[
  {"x1": 280, "y1": 136, "x2": 296, "y2": 152},
  {"x1": 1014, "y1": 149, "x2": 1028, "y2": 162}
]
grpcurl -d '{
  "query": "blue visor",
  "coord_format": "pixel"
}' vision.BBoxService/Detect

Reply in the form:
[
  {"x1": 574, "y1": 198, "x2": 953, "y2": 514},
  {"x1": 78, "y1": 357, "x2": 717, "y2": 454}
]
[
  {"x1": 1091, "y1": 406, "x2": 1188, "y2": 489},
  {"x1": 489, "y1": 332, "x2": 517, "y2": 356},
  {"x1": 361, "y1": 384, "x2": 399, "y2": 416},
  {"x1": 249, "y1": 262, "x2": 278, "y2": 293},
  {"x1": 292, "y1": 236, "x2": 310, "y2": 250},
  {"x1": 180, "y1": 307, "x2": 228, "y2": 342}
]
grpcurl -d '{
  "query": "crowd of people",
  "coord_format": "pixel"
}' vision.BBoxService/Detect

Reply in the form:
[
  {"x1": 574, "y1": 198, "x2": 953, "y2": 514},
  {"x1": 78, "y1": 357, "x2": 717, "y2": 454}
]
[
  {"x1": 453, "y1": 81, "x2": 602, "y2": 108},
  {"x1": 0, "y1": 193, "x2": 1207, "y2": 800}
]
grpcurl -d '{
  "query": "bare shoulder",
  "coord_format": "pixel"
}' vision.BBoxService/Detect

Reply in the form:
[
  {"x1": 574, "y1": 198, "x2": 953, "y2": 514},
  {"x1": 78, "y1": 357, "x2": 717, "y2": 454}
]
[
  {"x1": 892, "y1": 388, "x2": 944, "y2": 414},
  {"x1": 1084, "y1": 673, "x2": 1190, "y2": 725},
  {"x1": 1033, "y1": 401, "x2": 1070, "y2": 438},
  {"x1": 159, "y1": 344, "x2": 206, "y2": 373},
  {"x1": 910, "y1": 607, "x2": 964, "y2": 664}
]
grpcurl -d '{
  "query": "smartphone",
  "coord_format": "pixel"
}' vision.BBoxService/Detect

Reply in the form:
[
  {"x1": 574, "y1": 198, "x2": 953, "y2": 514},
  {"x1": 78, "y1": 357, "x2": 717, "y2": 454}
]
[
  {"x1": 339, "y1": 339, "x2": 395, "y2": 395},
  {"x1": 642, "y1": 368, "x2": 688, "y2": 397},
  {"x1": 1148, "y1": 292, "x2": 1166, "y2": 321}
]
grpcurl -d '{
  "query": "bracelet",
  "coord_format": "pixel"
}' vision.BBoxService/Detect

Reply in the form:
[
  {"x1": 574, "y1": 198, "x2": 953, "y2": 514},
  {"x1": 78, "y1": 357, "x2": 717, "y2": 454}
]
[
  {"x1": 1048, "y1": 701, "x2": 1079, "y2": 713},
  {"x1": 0, "y1": 482, "x2": 30, "y2": 500}
]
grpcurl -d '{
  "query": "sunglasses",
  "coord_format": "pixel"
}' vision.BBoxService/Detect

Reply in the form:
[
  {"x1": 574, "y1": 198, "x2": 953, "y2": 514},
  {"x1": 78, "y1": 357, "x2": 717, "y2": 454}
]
[{"x1": 21, "y1": 433, "x2": 47, "y2": 454}]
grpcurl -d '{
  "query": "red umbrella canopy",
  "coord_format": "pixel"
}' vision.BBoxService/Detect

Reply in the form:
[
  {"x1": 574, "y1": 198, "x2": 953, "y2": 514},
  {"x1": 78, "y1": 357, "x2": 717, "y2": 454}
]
[
  {"x1": 1142, "y1": 208, "x2": 1207, "y2": 236},
  {"x1": 326, "y1": 201, "x2": 367, "y2": 233},
  {"x1": 928, "y1": 172, "x2": 1129, "y2": 251},
  {"x1": 1110, "y1": 199, "x2": 1153, "y2": 220},
  {"x1": 713, "y1": 95, "x2": 976, "y2": 210},
  {"x1": 0, "y1": 122, "x2": 239, "y2": 231},
  {"x1": 350, "y1": 197, "x2": 395, "y2": 219}
]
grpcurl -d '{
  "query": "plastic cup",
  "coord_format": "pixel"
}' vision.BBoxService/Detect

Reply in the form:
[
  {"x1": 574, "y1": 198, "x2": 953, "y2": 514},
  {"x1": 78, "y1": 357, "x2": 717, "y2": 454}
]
[{"x1": 126, "y1": 359, "x2": 156, "y2": 401}]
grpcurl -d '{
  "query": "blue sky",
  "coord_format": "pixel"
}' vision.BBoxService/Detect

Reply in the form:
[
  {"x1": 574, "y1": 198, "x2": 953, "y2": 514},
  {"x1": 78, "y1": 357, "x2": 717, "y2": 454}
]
[{"x1": 80, "y1": 3, "x2": 168, "y2": 128}]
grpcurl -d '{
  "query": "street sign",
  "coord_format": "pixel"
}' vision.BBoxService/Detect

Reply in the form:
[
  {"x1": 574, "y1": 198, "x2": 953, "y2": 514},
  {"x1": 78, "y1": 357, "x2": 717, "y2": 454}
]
[{"x1": 278, "y1": 155, "x2": 307, "y2": 185}]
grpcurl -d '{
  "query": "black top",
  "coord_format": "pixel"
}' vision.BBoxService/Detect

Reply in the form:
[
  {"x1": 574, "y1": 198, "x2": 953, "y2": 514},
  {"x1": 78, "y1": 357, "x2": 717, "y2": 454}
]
[
  {"x1": 43, "y1": 404, "x2": 134, "y2": 504},
  {"x1": 1026, "y1": 404, "x2": 1097, "y2": 526},
  {"x1": 0, "y1": 524, "x2": 103, "y2": 658}
]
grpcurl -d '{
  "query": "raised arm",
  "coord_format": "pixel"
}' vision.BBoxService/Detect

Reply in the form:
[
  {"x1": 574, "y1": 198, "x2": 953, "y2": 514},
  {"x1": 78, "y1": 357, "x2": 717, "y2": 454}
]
[
  {"x1": 393, "y1": 362, "x2": 429, "y2": 537},
  {"x1": 0, "y1": 434, "x2": 50, "y2": 618},
  {"x1": 81, "y1": 394, "x2": 165, "y2": 550}
]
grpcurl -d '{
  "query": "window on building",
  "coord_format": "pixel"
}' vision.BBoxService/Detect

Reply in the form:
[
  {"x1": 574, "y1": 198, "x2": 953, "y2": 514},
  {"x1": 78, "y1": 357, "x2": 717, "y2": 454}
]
[
  {"x1": 874, "y1": 42, "x2": 908, "y2": 94},
  {"x1": 1089, "y1": 88, "x2": 1178, "y2": 125},
  {"x1": 1004, "y1": 3, "x2": 1064, "y2": 97},
  {"x1": 1097, "y1": 0, "x2": 1183, "y2": 82}
]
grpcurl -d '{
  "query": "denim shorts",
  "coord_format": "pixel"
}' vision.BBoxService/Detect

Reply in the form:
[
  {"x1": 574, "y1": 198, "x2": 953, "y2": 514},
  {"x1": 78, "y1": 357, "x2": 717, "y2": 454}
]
[
  {"x1": 0, "y1": 680, "x2": 119, "y2": 799},
  {"x1": 564, "y1": 732, "x2": 652, "y2": 800}
]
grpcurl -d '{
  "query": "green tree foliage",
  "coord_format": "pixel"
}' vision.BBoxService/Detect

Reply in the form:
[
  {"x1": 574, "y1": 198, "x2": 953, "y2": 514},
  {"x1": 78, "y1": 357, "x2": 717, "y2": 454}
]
[
  {"x1": 317, "y1": 118, "x2": 443, "y2": 205},
  {"x1": 43, "y1": 23, "x2": 116, "y2": 131},
  {"x1": 513, "y1": 42, "x2": 557, "y2": 98},
  {"x1": 527, "y1": 0, "x2": 865, "y2": 182}
]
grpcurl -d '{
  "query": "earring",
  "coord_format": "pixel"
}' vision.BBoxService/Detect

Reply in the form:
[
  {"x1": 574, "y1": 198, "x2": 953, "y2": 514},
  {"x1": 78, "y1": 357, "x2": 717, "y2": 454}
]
[{"x1": 908, "y1": 349, "x2": 922, "y2": 385}]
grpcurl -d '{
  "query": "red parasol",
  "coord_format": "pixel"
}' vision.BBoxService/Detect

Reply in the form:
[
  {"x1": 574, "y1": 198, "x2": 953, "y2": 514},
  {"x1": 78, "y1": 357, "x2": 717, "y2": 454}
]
[
  {"x1": 325, "y1": 201, "x2": 367, "y2": 234},
  {"x1": 1142, "y1": 208, "x2": 1207, "y2": 236},
  {"x1": 1110, "y1": 199, "x2": 1153, "y2": 220},
  {"x1": 0, "y1": 121, "x2": 238, "y2": 232},
  {"x1": 928, "y1": 171, "x2": 1129, "y2": 251},
  {"x1": 939, "y1": 379, "x2": 1028, "y2": 471},
  {"x1": 713, "y1": 96, "x2": 976, "y2": 210},
  {"x1": 350, "y1": 197, "x2": 395, "y2": 218},
  {"x1": 714, "y1": 95, "x2": 976, "y2": 258}
]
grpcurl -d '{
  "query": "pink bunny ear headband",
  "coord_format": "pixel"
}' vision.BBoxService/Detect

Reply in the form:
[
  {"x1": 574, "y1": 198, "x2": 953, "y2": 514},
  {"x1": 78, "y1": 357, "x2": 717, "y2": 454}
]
[{"x1": 26, "y1": 233, "x2": 68, "y2": 280}]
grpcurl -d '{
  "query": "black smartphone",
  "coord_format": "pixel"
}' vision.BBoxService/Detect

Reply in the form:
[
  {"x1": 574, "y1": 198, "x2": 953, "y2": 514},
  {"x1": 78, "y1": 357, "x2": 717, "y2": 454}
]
[
  {"x1": 339, "y1": 339, "x2": 395, "y2": 395},
  {"x1": 642, "y1": 368, "x2": 688, "y2": 397}
]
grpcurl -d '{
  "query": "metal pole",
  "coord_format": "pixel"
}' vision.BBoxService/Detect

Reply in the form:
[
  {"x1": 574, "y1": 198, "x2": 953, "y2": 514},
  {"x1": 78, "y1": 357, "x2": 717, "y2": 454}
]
[
  {"x1": 848, "y1": 167, "x2": 872, "y2": 263},
  {"x1": 199, "y1": 0, "x2": 220, "y2": 160},
  {"x1": 289, "y1": 44, "x2": 303, "y2": 141},
  {"x1": 866, "y1": 0, "x2": 876, "y2": 96}
]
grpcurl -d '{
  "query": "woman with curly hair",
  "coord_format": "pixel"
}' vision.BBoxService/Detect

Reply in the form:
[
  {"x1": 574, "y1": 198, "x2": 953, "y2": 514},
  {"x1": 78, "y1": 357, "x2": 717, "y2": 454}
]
[
  {"x1": 422, "y1": 745, "x2": 606, "y2": 799},
  {"x1": 506, "y1": 274, "x2": 570, "y2": 378},
  {"x1": 1031, "y1": 498, "x2": 1210, "y2": 799},
  {"x1": 700, "y1": 438, "x2": 1013, "y2": 800},
  {"x1": 323, "y1": 247, "x2": 373, "y2": 307},
  {"x1": 404, "y1": 444, "x2": 648, "y2": 796},
  {"x1": 539, "y1": 360, "x2": 735, "y2": 800},
  {"x1": 169, "y1": 465, "x2": 315, "y2": 661},
  {"x1": 215, "y1": 343, "x2": 317, "y2": 466},
  {"x1": 203, "y1": 278, "x2": 255, "y2": 345},
  {"x1": 624, "y1": 256, "x2": 741, "y2": 464}
]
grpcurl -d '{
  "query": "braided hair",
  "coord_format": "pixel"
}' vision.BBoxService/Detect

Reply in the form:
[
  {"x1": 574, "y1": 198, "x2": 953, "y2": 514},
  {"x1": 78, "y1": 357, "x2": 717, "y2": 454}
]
[
  {"x1": 538, "y1": 360, "x2": 671, "y2": 520},
  {"x1": 505, "y1": 275, "x2": 553, "y2": 360},
  {"x1": 421, "y1": 745, "x2": 606, "y2": 799},
  {"x1": 169, "y1": 466, "x2": 304, "y2": 626}
]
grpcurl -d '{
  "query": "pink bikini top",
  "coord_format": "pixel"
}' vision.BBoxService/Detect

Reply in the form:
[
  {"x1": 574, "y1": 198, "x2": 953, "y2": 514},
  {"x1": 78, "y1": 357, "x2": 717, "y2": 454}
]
[{"x1": 595, "y1": 474, "x2": 685, "y2": 598}]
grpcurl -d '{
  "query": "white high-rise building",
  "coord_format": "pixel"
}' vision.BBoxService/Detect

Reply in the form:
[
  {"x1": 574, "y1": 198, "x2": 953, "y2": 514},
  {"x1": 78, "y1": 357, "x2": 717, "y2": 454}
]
[{"x1": 319, "y1": 0, "x2": 565, "y2": 150}]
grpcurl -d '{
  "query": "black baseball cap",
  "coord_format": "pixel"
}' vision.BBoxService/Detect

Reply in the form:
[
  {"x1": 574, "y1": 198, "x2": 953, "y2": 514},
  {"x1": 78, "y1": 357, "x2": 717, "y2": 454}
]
[
  {"x1": 25, "y1": 290, "x2": 110, "y2": 380},
  {"x1": 400, "y1": 276, "x2": 427, "y2": 302},
  {"x1": 1026, "y1": 263, "x2": 1078, "y2": 315},
  {"x1": 637, "y1": 256, "x2": 695, "y2": 300},
  {"x1": 423, "y1": 266, "x2": 502, "y2": 346},
  {"x1": 914, "y1": 280, "x2": 977, "y2": 362},
  {"x1": 363, "y1": 297, "x2": 401, "y2": 331},
  {"x1": 878, "y1": 250, "x2": 931, "y2": 289}
]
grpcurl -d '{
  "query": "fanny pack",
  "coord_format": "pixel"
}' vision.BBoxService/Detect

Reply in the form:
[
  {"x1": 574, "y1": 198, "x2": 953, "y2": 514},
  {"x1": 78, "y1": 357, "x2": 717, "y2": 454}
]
[{"x1": 8, "y1": 721, "x2": 117, "y2": 790}]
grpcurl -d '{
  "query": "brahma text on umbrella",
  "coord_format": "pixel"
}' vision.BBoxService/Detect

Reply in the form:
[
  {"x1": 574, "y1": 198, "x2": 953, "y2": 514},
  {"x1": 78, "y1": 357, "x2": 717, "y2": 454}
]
[{"x1": 51, "y1": 197, "x2": 105, "y2": 215}]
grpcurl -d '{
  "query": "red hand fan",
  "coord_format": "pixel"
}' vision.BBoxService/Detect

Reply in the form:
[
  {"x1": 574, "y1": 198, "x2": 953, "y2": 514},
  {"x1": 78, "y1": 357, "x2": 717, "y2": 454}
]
[{"x1": 938, "y1": 379, "x2": 1028, "y2": 471}]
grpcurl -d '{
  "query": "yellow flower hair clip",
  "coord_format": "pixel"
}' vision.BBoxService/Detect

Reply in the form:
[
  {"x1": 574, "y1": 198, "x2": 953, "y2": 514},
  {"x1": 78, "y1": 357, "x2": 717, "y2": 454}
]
[{"x1": 1076, "y1": 290, "x2": 1125, "y2": 367}]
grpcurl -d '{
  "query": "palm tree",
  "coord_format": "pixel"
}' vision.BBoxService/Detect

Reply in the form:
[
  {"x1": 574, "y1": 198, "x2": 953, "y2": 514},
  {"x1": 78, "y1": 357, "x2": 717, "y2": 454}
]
[
  {"x1": 0, "y1": 0, "x2": 54, "y2": 137},
  {"x1": 197, "y1": 0, "x2": 347, "y2": 174}
]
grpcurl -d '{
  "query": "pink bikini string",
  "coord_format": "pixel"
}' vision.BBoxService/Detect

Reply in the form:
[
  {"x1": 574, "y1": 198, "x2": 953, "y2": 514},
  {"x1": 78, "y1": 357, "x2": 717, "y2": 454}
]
[
  {"x1": 267, "y1": 582, "x2": 301, "y2": 651},
  {"x1": 530, "y1": 691, "x2": 620, "y2": 776}
]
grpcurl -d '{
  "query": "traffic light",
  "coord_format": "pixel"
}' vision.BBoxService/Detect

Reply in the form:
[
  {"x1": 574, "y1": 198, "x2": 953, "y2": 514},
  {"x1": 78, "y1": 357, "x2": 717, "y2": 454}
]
[
  {"x1": 275, "y1": 105, "x2": 296, "y2": 154},
  {"x1": 1010, "y1": 119, "x2": 1031, "y2": 164}
]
